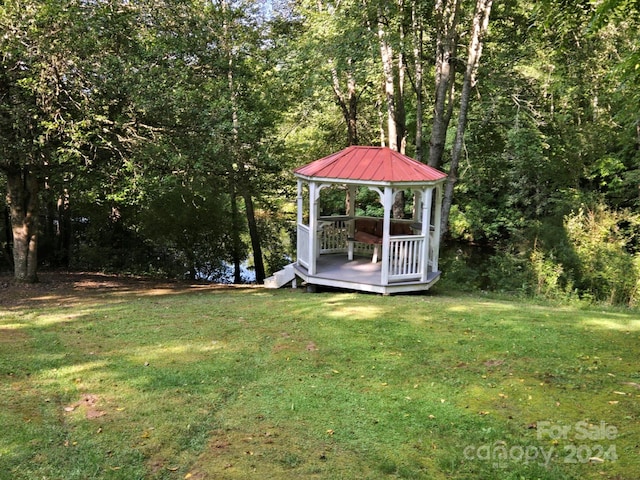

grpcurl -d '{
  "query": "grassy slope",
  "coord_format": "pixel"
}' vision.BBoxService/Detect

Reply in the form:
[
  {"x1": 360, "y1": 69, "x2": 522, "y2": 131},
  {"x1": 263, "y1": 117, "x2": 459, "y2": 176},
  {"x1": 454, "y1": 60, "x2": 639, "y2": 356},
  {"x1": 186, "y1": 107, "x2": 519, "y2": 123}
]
[{"x1": 0, "y1": 281, "x2": 638, "y2": 479}]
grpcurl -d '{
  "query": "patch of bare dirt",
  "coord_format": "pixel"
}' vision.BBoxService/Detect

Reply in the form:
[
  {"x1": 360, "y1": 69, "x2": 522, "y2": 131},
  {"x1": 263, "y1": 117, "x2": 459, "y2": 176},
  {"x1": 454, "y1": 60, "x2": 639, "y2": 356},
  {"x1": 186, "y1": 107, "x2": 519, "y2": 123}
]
[
  {"x1": 0, "y1": 272, "x2": 253, "y2": 309},
  {"x1": 0, "y1": 327, "x2": 29, "y2": 344},
  {"x1": 64, "y1": 393, "x2": 106, "y2": 419}
]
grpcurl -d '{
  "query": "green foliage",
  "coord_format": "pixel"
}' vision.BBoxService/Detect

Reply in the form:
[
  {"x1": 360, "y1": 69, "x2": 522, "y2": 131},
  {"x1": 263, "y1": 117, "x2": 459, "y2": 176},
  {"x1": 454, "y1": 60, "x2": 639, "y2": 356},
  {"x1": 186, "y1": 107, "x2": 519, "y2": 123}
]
[
  {"x1": 439, "y1": 243, "x2": 487, "y2": 291},
  {"x1": 504, "y1": 124, "x2": 556, "y2": 218},
  {"x1": 485, "y1": 249, "x2": 532, "y2": 295},
  {"x1": 0, "y1": 0, "x2": 299, "y2": 281},
  {"x1": 447, "y1": 204, "x2": 640, "y2": 307},
  {"x1": 355, "y1": 187, "x2": 384, "y2": 218},
  {"x1": 529, "y1": 247, "x2": 569, "y2": 300},
  {"x1": 564, "y1": 205, "x2": 640, "y2": 306},
  {"x1": 71, "y1": 214, "x2": 165, "y2": 276},
  {"x1": 0, "y1": 0, "x2": 638, "y2": 295},
  {"x1": 137, "y1": 178, "x2": 237, "y2": 281},
  {"x1": 319, "y1": 186, "x2": 347, "y2": 216},
  {"x1": 439, "y1": 0, "x2": 640, "y2": 305},
  {"x1": 251, "y1": 195, "x2": 296, "y2": 276}
]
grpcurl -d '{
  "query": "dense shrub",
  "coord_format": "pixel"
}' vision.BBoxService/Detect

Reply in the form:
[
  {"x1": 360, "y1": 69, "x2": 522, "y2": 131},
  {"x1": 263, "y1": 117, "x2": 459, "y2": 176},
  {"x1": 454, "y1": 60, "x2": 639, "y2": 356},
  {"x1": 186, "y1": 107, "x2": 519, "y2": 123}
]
[
  {"x1": 443, "y1": 204, "x2": 640, "y2": 307},
  {"x1": 564, "y1": 205, "x2": 640, "y2": 306}
]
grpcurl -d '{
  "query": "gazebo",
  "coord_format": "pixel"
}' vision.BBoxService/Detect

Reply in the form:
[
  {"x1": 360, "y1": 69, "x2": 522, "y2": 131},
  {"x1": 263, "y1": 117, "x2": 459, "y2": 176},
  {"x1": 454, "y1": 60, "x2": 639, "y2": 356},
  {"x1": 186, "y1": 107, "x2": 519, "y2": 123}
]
[{"x1": 284, "y1": 145, "x2": 447, "y2": 294}]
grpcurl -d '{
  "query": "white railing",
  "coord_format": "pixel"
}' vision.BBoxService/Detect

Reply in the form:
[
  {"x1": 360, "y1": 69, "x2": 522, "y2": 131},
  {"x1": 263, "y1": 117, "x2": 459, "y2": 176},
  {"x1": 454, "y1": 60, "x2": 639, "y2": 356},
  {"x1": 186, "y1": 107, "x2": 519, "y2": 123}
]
[
  {"x1": 297, "y1": 223, "x2": 310, "y2": 267},
  {"x1": 388, "y1": 235, "x2": 425, "y2": 282},
  {"x1": 319, "y1": 217, "x2": 350, "y2": 254}
]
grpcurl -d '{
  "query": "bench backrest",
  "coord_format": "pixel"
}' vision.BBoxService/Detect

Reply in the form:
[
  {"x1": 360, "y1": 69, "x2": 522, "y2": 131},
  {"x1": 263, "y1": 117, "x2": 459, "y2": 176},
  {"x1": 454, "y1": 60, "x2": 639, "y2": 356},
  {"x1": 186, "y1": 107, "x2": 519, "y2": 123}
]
[
  {"x1": 355, "y1": 218, "x2": 414, "y2": 237},
  {"x1": 390, "y1": 221, "x2": 413, "y2": 235},
  {"x1": 354, "y1": 218, "x2": 381, "y2": 236}
]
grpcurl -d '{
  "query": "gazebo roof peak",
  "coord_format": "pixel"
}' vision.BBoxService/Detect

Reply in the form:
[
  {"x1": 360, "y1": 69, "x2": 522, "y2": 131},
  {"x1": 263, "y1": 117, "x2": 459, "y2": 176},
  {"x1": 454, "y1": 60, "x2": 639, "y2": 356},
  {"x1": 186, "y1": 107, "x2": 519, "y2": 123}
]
[{"x1": 294, "y1": 146, "x2": 447, "y2": 184}]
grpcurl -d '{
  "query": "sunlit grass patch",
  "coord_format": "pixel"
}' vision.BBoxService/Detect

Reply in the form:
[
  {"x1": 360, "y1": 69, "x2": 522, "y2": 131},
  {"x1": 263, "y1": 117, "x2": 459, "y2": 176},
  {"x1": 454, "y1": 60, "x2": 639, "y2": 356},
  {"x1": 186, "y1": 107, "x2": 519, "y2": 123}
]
[{"x1": 582, "y1": 317, "x2": 640, "y2": 331}]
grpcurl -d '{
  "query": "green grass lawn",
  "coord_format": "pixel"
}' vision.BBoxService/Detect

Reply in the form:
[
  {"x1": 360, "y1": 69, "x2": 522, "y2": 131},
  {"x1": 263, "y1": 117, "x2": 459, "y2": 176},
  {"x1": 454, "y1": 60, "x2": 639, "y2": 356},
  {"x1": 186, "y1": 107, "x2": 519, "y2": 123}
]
[{"x1": 1, "y1": 278, "x2": 639, "y2": 479}]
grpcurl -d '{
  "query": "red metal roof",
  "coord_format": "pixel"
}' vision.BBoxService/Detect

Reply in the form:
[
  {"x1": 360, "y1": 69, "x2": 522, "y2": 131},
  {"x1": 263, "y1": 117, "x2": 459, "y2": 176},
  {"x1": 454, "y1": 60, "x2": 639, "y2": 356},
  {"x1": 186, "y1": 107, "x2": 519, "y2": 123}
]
[{"x1": 294, "y1": 146, "x2": 447, "y2": 183}]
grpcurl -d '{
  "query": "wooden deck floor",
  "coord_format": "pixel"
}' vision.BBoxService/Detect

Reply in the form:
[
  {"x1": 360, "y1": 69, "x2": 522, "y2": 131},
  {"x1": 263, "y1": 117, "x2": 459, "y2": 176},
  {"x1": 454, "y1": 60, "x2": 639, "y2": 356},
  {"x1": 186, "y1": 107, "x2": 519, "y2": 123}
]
[{"x1": 293, "y1": 253, "x2": 440, "y2": 294}]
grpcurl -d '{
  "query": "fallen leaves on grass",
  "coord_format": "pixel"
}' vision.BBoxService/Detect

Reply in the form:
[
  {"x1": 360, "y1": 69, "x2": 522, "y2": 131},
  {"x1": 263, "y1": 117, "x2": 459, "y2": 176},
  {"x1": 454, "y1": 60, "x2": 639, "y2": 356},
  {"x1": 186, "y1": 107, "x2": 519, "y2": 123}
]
[
  {"x1": 622, "y1": 382, "x2": 640, "y2": 389},
  {"x1": 184, "y1": 472, "x2": 206, "y2": 480}
]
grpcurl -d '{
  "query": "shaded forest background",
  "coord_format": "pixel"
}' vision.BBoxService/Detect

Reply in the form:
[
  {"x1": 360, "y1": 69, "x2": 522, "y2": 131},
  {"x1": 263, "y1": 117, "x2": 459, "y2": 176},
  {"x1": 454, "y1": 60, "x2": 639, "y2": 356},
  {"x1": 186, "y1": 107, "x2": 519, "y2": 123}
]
[{"x1": 1, "y1": 0, "x2": 639, "y2": 305}]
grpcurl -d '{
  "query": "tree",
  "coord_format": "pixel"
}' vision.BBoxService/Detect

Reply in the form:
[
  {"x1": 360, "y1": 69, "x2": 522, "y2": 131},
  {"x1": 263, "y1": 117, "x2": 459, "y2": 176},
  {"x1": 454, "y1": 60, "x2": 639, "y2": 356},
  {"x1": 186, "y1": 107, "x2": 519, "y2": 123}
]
[
  {"x1": 0, "y1": 1, "x2": 83, "y2": 282},
  {"x1": 215, "y1": 0, "x2": 297, "y2": 284},
  {"x1": 292, "y1": 0, "x2": 378, "y2": 148},
  {"x1": 439, "y1": 0, "x2": 493, "y2": 237},
  {"x1": 428, "y1": 0, "x2": 459, "y2": 170}
]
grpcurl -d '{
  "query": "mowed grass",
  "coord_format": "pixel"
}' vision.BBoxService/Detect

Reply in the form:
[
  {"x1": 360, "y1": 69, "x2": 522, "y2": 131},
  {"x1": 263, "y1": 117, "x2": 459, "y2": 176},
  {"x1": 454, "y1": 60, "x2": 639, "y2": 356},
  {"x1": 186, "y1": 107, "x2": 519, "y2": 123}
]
[{"x1": 1, "y1": 280, "x2": 639, "y2": 480}]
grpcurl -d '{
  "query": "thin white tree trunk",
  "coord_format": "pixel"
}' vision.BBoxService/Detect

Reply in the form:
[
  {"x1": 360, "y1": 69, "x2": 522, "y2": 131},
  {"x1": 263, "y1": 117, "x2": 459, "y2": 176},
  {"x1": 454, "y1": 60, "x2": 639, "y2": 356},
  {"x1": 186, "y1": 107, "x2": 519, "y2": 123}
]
[
  {"x1": 428, "y1": 0, "x2": 459, "y2": 168},
  {"x1": 412, "y1": 0, "x2": 424, "y2": 162},
  {"x1": 222, "y1": 0, "x2": 265, "y2": 283},
  {"x1": 440, "y1": 0, "x2": 493, "y2": 238},
  {"x1": 396, "y1": 0, "x2": 407, "y2": 155},
  {"x1": 378, "y1": 8, "x2": 397, "y2": 151},
  {"x1": 329, "y1": 58, "x2": 359, "y2": 145}
]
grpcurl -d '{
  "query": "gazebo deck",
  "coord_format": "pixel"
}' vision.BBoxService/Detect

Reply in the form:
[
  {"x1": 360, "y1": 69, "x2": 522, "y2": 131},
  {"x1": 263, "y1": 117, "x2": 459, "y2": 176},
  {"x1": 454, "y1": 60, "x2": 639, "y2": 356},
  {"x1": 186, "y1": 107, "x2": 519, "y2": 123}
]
[{"x1": 293, "y1": 253, "x2": 440, "y2": 295}]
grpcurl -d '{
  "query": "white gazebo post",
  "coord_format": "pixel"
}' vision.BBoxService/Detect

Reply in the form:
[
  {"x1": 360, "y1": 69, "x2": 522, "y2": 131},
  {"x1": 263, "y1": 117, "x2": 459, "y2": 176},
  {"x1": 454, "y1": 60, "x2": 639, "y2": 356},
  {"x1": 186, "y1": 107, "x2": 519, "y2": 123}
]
[
  {"x1": 296, "y1": 179, "x2": 304, "y2": 228},
  {"x1": 431, "y1": 184, "x2": 443, "y2": 272},
  {"x1": 420, "y1": 188, "x2": 433, "y2": 282},
  {"x1": 308, "y1": 181, "x2": 319, "y2": 275},
  {"x1": 347, "y1": 183, "x2": 357, "y2": 235},
  {"x1": 380, "y1": 186, "x2": 394, "y2": 285},
  {"x1": 296, "y1": 179, "x2": 304, "y2": 267}
]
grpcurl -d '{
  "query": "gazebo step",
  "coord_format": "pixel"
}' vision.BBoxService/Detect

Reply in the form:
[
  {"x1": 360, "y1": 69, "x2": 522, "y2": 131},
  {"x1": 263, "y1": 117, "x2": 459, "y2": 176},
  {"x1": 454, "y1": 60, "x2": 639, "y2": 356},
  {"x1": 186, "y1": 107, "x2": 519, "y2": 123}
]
[{"x1": 264, "y1": 263, "x2": 296, "y2": 289}]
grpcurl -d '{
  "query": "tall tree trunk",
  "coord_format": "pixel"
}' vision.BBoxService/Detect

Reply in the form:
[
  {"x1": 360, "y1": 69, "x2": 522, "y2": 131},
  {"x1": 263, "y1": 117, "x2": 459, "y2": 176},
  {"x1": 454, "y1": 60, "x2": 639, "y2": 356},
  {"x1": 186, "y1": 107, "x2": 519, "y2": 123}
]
[
  {"x1": 223, "y1": 0, "x2": 264, "y2": 283},
  {"x1": 57, "y1": 189, "x2": 72, "y2": 268},
  {"x1": 227, "y1": 81, "x2": 243, "y2": 283},
  {"x1": 319, "y1": 0, "x2": 359, "y2": 146},
  {"x1": 329, "y1": 58, "x2": 359, "y2": 145},
  {"x1": 347, "y1": 69, "x2": 358, "y2": 145},
  {"x1": 393, "y1": 2, "x2": 408, "y2": 218},
  {"x1": 6, "y1": 167, "x2": 39, "y2": 283},
  {"x1": 428, "y1": 0, "x2": 460, "y2": 168},
  {"x1": 377, "y1": 99, "x2": 386, "y2": 146},
  {"x1": 440, "y1": 0, "x2": 493, "y2": 238},
  {"x1": 242, "y1": 191, "x2": 265, "y2": 284},
  {"x1": 378, "y1": 4, "x2": 408, "y2": 218},
  {"x1": 3, "y1": 207, "x2": 13, "y2": 268},
  {"x1": 412, "y1": 0, "x2": 424, "y2": 163},
  {"x1": 229, "y1": 182, "x2": 243, "y2": 284},
  {"x1": 378, "y1": 8, "x2": 397, "y2": 151},
  {"x1": 396, "y1": 0, "x2": 407, "y2": 155}
]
